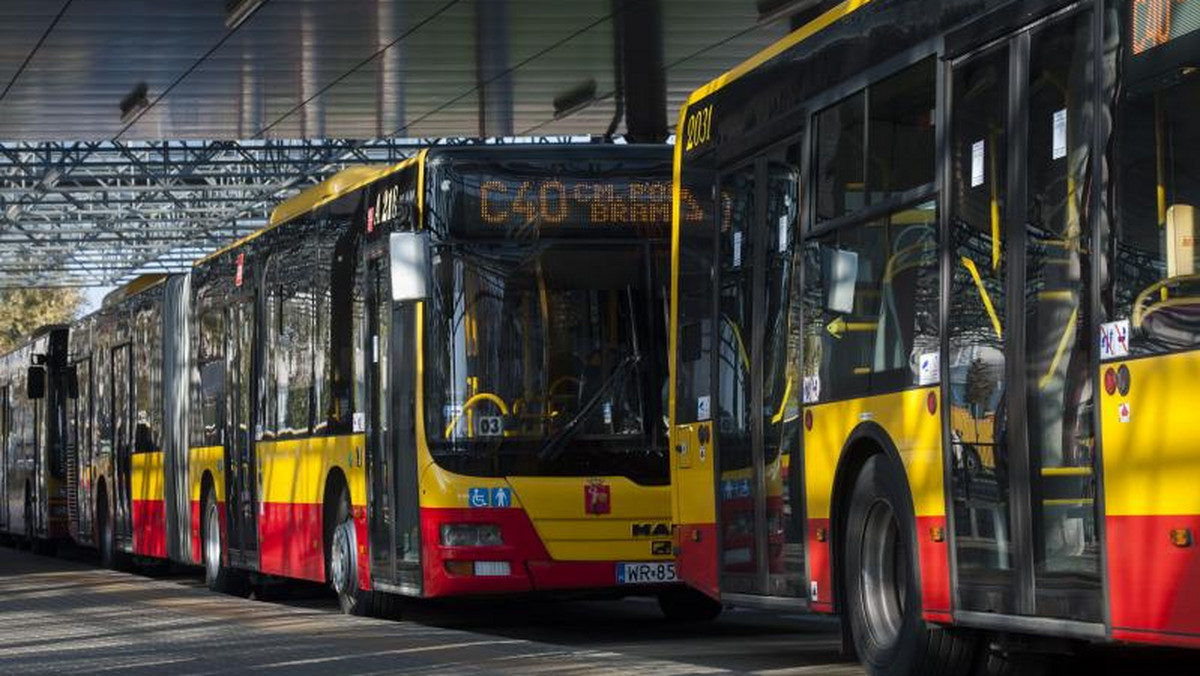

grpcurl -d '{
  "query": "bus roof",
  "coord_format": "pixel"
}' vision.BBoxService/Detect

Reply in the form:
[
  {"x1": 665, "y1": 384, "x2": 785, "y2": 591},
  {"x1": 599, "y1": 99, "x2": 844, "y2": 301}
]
[
  {"x1": 101, "y1": 273, "x2": 167, "y2": 309},
  {"x1": 195, "y1": 154, "x2": 423, "y2": 267},
  {"x1": 684, "y1": 0, "x2": 874, "y2": 108}
]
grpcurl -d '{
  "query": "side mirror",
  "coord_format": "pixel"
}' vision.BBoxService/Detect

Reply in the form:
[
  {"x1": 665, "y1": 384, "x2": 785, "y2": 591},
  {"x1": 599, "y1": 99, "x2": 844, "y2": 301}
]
[
  {"x1": 65, "y1": 365, "x2": 79, "y2": 400},
  {"x1": 389, "y1": 231, "x2": 431, "y2": 303},
  {"x1": 822, "y1": 246, "x2": 858, "y2": 314},
  {"x1": 27, "y1": 366, "x2": 46, "y2": 400}
]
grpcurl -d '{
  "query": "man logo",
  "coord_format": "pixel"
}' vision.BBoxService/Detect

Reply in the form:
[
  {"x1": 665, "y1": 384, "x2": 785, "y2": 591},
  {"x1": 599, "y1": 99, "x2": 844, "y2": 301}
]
[
  {"x1": 651, "y1": 540, "x2": 672, "y2": 556},
  {"x1": 631, "y1": 522, "x2": 671, "y2": 538}
]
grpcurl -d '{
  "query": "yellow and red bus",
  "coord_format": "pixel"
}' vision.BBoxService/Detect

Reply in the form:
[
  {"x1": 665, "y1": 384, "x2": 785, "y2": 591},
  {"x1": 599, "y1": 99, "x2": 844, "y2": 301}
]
[
  {"x1": 669, "y1": 0, "x2": 1200, "y2": 671},
  {"x1": 66, "y1": 144, "x2": 716, "y2": 618}
]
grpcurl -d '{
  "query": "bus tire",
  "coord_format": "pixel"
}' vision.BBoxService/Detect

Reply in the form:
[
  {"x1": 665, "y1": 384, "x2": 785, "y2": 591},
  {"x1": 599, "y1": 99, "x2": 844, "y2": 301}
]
[
  {"x1": 657, "y1": 587, "x2": 723, "y2": 622},
  {"x1": 96, "y1": 484, "x2": 128, "y2": 571},
  {"x1": 844, "y1": 455, "x2": 975, "y2": 676},
  {"x1": 328, "y1": 486, "x2": 376, "y2": 616},
  {"x1": 203, "y1": 490, "x2": 246, "y2": 595}
]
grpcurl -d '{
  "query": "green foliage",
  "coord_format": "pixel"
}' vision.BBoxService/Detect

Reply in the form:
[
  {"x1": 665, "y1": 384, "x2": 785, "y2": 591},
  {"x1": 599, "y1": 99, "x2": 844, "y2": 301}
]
[{"x1": 0, "y1": 288, "x2": 83, "y2": 354}]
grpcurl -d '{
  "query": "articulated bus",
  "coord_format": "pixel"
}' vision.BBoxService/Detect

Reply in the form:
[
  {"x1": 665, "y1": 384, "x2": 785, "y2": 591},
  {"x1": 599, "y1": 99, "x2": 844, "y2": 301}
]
[
  {"x1": 0, "y1": 326, "x2": 71, "y2": 551},
  {"x1": 22, "y1": 143, "x2": 714, "y2": 618},
  {"x1": 670, "y1": 0, "x2": 1200, "y2": 672}
]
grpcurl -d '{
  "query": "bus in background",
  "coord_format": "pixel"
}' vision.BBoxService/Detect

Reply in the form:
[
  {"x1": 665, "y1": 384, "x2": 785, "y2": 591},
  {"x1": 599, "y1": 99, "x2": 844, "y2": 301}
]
[
  {"x1": 0, "y1": 325, "x2": 72, "y2": 552},
  {"x1": 171, "y1": 143, "x2": 714, "y2": 618},
  {"x1": 65, "y1": 275, "x2": 191, "y2": 570},
  {"x1": 669, "y1": 0, "x2": 1200, "y2": 672}
]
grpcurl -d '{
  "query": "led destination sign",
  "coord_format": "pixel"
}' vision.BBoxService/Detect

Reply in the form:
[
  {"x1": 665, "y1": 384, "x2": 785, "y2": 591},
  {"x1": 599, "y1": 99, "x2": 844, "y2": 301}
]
[
  {"x1": 477, "y1": 178, "x2": 700, "y2": 230},
  {"x1": 1130, "y1": 0, "x2": 1200, "y2": 55}
]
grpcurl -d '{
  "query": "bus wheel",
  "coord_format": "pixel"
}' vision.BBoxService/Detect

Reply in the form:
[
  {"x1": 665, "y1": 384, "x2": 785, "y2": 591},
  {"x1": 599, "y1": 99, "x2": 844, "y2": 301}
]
[
  {"x1": 329, "y1": 488, "x2": 376, "y2": 616},
  {"x1": 203, "y1": 491, "x2": 245, "y2": 595},
  {"x1": 845, "y1": 455, "x2": 975, "y2": 676},
  {"x1": 657, "y1": 587, "x2": 722, "y2": 622}
]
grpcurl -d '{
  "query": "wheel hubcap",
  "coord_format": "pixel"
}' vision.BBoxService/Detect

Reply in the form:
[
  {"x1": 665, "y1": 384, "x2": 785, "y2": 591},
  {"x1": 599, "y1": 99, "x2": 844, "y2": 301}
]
[
  {"x1": 330, "y1": 521, "x2": 354, "y2": 596},
  {"x1": 860, "y1": 499, "x2": 908, "y2": 649},
  {"x1": 205, "y1": 503, "x2": 221, "y2": 579}
]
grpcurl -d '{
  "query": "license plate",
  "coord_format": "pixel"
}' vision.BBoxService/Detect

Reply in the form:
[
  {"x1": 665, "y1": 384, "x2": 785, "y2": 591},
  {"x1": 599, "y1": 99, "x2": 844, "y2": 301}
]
[{"x1": 616, "y1": 561, "x2": 677, "y2": 584}]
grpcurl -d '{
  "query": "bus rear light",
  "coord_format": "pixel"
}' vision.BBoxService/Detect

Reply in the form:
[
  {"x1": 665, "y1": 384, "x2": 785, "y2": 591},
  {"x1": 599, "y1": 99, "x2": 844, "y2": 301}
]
[
  {"x1": 1104, "y1": 367, "x2": 1117, "y2": 395},
  {"x1": 804, "y1": 410, "x2": 813, "y2": 431},
  {"x1": 926, "y1": 391, "x2": 938, "y2": 415},
  {"x1": 1117, "y1": 364, "x2": 1132, "y2": 396},
  {"x1": 440, "y1": 523, "x2": 503, "y2": 547}
]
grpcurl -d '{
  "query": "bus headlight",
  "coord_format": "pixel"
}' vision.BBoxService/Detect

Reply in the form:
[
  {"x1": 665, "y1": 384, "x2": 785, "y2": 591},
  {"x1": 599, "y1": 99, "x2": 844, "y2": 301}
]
[{"x1": 440, "y1": 523, "x2": 503, "y2": 547}]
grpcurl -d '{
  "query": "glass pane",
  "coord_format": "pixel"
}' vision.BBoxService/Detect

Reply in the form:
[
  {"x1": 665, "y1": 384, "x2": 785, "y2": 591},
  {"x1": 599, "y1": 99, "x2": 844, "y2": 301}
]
[
  {"x1": 815, "y1": 92, "x2": 866, "y2": 222},
  {"x1": 1115, "y1": 66, "x2": 1200, "y2": 354},
  {"x1": 868, "y1": 58, "x2": 937, "y2": 202},
  {"x1": 675, "y1": 157, "x2": 717, "y2": 425},
  {"x1": 802, "y1": 204, "x2": 939, "y2": 402},
  {"x1": 716, "y1": 164, "x2": 756, "y2": 593},
  {"x1": 947, "y1": 45, "x2": 1015, "y2": 614},
  {"x1": 763, "y1": 151, "x2": 805, "y2": 596},
  {"x1": 1027, "y1": 10, "x2": 1101, "y2": 621}
]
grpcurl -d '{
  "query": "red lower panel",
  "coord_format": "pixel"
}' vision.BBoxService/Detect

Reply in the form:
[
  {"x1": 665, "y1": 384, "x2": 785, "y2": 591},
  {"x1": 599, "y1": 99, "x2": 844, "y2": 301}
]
[
  {"x1": 675, "y1": 522, "x2": 719, "y2": 600},
  {"x1": 259, "y1": 502, "x2": 324, "y2": 582},
  {"x1": 1108, "y1": 514, "x2": 1200, "y2": 645},
  {"x1": 132, "y1": 499, "x2": 167, "y2": 559},
  {"x1": 354, "y1": 508, "x2": 370, "y2": 591},
  {"x1": 807, "y1": 518, "x2": 833, "y2": 613},
  {"x1": 189, "y1": 500, "x2": 202, "y2": 564},
  {"x1": 915, "y1": 515, "x2": 951, "y2": 621},
  {"x1": 420, "y1": 507, "x2": 660, "y2": 598}
]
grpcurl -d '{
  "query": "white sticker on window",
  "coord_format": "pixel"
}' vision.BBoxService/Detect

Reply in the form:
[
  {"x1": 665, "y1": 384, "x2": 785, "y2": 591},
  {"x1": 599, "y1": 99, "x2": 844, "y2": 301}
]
[
  {"x1": 602, "y1": 401, "x2": 613, "y2": 426},
  {"x1": 732, "y1": 231, "x2": 743, "y2": 267},
  {"x1": 779, "y1": 216, "x2": 790, "y2": 252},
  {"x1": 970, "y1": 140, "x2": 985, "y2": 188},
  {"x1": 697, "y1": 395, "x2": 712, "y2": 421},
  {"x1": 352, "y1": 412, "x2": 366, "y2": 433},
  {"x1": 918, "y1": 351, "x2": 940, "y2": 386},
  {"x1": 1099, "y1": 319, "x2": 1130, "y2": 360},
  {"x1": 1052, "y1": 108, "x2": 1068, "y2": 160},
  {"x1": 803, "y1": 376, "x2": 821, "y2": 404}
]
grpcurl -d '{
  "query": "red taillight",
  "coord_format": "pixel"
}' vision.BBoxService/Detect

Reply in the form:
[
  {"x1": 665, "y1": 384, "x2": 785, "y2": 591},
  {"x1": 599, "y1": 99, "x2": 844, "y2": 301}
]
[
  {"x1": 1117, "y1": 364, "x2": 1131, "y2": 396},
  {"x1": 926, "y1": 391, "x2": 938, "y2": 415},
  {"x1": 1104, "y1": 367, "x2": 1117, "y2": 395},
  {"x1": 804, "y1": 410, "x2": 814, "y2": 431}
]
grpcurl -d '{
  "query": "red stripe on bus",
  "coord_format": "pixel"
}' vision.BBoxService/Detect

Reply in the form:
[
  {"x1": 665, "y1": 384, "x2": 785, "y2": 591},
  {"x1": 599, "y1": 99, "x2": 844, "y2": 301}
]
[
  {"x1": 132, "y1": 499, "x2": 167, "y2": 559},
  {"x1": 676, "y1": 522, "x2": 719, "y2": 600},
  {"x1": 1108, "y1": 514, "x2": 1200, "y2": 641},
  {"x1": 807, "y1": 517, "x2": 833, "y2": 613},
  {"x1": 258, "y1": 502, "x2": 325, "y2": 582},
  {"x1": 915, "y1": 515, "x2": 951, "y2": 620}
]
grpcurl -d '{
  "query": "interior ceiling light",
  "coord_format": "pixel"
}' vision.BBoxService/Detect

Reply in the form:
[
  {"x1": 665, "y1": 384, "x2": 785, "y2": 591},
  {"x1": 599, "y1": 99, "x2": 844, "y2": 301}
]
[
  {"x1": 553, "y1": 79, "x2": 599, "y2": 120},
  {"x1": 225, "y1": 0, "x2": 267, "y2": 31},
  {"x1": 119, "y1": 82, "x2": 150, "y2": 125}
]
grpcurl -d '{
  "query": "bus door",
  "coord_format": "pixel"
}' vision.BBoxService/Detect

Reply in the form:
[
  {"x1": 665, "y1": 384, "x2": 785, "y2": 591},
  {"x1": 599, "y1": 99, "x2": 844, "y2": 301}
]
[
  {"x1": 366, "y1": 248, "x2": 423, "y2": 593},
  {"x1": 704, "y1": 145, "x2": 805, "y2": 600},
  {"x1": 946, "y1": 5, "x2": 1102, "y2": 623},
  {"x1": 111, "y1": 343, "x2": 133, "y2": 546},
  {"x1": 225, "y1": 299, "x2": 259, "y2": 566},
  {"x1": 73, "y1": 358, "x2": 94, "y2": 542}
]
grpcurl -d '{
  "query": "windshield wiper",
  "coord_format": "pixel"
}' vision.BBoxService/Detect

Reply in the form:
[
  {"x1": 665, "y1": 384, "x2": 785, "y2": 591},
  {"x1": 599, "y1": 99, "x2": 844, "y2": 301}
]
[{"x1": 537, "y1": 353, "x2": 640, "y2": 463}]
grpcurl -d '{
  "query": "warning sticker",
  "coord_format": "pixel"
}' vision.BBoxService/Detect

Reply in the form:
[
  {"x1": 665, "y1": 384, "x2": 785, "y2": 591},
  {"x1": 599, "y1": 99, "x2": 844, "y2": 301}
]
[
  {"x1": 918, "y1": 351, "x2": 940, "y2": 386},
  {"x1": 1118, "y1": 402, "x2": 1131, "y2": 424},
  {"x1": 803, "y1": 376, "x2": 821, "y2": 404},
  {"x1": 1099, "y1": 319, "x2": 1130, "y2": 360}
]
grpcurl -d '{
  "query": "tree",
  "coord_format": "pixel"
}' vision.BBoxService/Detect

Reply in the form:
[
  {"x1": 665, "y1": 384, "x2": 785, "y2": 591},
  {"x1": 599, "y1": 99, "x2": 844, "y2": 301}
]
[{"x1": 0, "y1": 288, "x2": 84, "y2": 354}]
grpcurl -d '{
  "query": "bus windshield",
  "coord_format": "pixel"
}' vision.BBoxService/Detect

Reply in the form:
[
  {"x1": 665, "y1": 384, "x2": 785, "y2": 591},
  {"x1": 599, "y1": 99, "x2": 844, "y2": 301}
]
[{"x1": 423, "y1": 239, "x2": 668, "y2": 483}]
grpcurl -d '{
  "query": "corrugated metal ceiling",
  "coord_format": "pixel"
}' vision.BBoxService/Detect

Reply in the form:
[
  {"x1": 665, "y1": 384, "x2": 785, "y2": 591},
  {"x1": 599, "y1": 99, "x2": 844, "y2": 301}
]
[{"x1": 0, "y1": 0, "x2": 788, "y2": 141}]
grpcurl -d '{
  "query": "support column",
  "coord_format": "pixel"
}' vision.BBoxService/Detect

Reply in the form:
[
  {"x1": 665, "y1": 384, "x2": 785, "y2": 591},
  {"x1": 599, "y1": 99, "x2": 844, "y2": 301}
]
[
  {"x1": 475, "y1": 0, "x2": 513, "y2": 138},
  {"x1": 615, "y1": 0, "x2": 666, "y2": 143}
]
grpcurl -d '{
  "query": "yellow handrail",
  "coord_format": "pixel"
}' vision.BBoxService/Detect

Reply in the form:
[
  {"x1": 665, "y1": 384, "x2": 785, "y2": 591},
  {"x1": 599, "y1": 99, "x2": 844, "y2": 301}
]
[{"x1": 444, "y1": 392, "x2": 510, "y2": 439}]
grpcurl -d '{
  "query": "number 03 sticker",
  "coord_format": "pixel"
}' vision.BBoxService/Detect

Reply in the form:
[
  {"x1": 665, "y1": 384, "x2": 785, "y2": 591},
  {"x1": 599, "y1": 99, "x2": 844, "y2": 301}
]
[{"x1": 477, "y1": 415, "x2": 504, "y2": 437}]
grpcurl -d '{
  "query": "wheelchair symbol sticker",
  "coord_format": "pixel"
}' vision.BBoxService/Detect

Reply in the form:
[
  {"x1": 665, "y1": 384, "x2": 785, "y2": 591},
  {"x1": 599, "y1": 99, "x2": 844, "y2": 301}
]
[{"x1": 468, "y1": 488, "x2": 490, "y2": 508}]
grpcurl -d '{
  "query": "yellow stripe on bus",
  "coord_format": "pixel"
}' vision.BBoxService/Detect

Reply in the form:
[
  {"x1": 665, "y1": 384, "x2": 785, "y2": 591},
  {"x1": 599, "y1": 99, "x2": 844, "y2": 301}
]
[
  {"x1": 132, "y1": 451, "x2": 164, "y2": 502},
  {"x1": 257, "y1": 434, "x2": 367, "y2": 507},
  {"x1": 188, "y1": 446, "x2": 224, "y2": 502}
]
